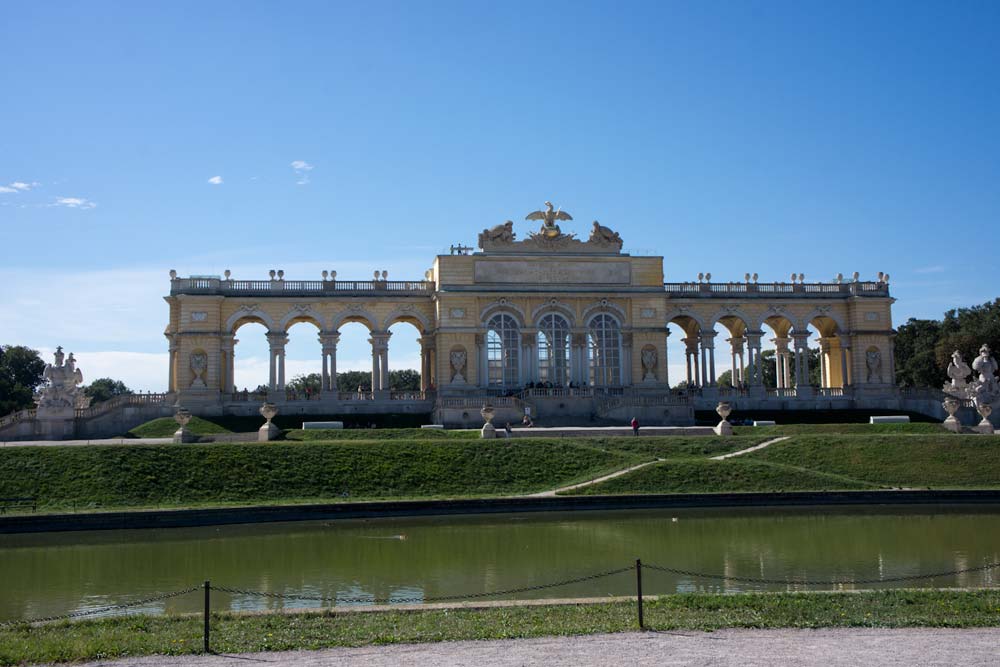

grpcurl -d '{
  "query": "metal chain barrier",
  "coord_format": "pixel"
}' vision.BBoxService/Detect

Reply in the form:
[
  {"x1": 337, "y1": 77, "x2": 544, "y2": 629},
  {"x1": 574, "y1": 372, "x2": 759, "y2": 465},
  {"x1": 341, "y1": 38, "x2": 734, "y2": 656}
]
[
  {"x1": 214, "y1": 565, "x2": 636, "y2": 606},
  {"x1": 643, "y1": 560, "x2": 1000, "y2": 586},
  {"x1": 0, "y1": 585, "x2": 201, "y2": 627}
]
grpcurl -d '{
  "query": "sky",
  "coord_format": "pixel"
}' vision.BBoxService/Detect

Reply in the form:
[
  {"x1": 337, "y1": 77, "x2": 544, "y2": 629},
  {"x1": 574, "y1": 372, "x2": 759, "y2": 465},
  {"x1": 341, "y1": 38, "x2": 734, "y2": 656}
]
[{"x1": 1, "y1": 1, "x2": 998, "y2": 391}]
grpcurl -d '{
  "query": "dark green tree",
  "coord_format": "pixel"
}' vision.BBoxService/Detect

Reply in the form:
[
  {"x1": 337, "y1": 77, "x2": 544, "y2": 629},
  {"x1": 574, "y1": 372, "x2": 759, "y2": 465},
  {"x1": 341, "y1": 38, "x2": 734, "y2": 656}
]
[
  {"x1": 337, "y1": 370, "x2": 371, "y2": 392},
  {"x1": 286, "y1": 373, "x2": 322, "y2": 395},
  {"x1": 84, "y1": 378, "x2": 132, "y2": 403},
  {"x1": 0, "y1": 345, "x2": 46, "y2": 415},
  {"x1": 742, "y1": 348, "x2": 820, "y2": 388},
  {"x1": 388, "y1": 369, "x2": 421, "y2": 390},
  {"x1": 894, "y1": 318, "x2": 944, "y2": 388}
]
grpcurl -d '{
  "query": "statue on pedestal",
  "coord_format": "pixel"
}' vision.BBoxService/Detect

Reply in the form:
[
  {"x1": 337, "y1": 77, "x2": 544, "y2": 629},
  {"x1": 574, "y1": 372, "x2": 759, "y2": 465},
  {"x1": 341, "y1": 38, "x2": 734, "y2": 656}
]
[{"x1": 36, "y1": 347, "x2": 86, "y2": 416}]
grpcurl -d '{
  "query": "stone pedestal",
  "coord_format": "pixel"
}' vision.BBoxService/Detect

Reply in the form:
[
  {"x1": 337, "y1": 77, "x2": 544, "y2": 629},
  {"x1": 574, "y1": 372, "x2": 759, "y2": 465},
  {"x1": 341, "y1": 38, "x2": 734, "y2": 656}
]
[
  {"x1": 172, "y1": 407, "x2": 197, "y2": 443},
  {"x1": 713, "y1": 401, "x2": 733, "y2": 437},
  {"x1": 943, "y1": 416, "x2": 962, "y2": 433},
  {"x1": 480, "y1": 423, "x2": 497, "y2": 439},
  {"x1": 258, "y1": 402, "x2": 280, "y2": 442},
  {"x1": 975, "y1": 404, "x2": 995, "y2": 435}
]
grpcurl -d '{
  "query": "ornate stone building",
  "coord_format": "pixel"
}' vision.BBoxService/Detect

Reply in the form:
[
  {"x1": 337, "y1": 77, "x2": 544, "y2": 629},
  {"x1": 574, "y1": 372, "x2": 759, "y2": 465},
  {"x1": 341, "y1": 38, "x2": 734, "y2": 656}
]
[{"x1": 162, "y1": 204, "x2": 900, "y2": 426}]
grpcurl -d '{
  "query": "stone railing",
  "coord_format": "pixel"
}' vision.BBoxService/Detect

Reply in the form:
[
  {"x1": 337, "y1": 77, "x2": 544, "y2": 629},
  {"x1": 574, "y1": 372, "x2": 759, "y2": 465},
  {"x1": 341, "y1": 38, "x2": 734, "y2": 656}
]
[
  {"x1": 765, "y1": 388, "x2": 799, "y2": 398},
  {"x1": 171, "y1": 277, "x2": 435, "y2": 297},
  {"x1": 664, "y1": 281, "x2": 889, "y2": 298},
  {"x1": 519, "y1": 387, "x2": 594, "y2": 399},
  {"x1": 75, "y1": 393, "x2": 169, "y2": 419},
  {"x1": 595, "y1": 390, "x2": 691, "y2": 415},
  {"x1": 0, "y1": 408, "x2": 37, "y2": 429},
  {"x1": 816, "y1": 387, "x2": 848, "y2": 397}
]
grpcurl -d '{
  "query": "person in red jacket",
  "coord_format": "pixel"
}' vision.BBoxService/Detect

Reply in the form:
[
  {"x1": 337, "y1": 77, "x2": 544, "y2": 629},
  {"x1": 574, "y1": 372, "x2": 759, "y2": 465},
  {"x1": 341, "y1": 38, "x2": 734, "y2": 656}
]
[{"x1": 630, "y1": 416, "x2": 639, "y2": 436}]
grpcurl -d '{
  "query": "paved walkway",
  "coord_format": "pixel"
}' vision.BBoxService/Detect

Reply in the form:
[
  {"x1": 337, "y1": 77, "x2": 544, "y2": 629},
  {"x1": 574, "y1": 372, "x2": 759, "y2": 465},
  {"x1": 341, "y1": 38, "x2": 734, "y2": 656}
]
[
  {"x1": 0, "y1": 437, "x2": 172, "y2": 447},
  {"x1": 72, "y1": 628, "x2": 1000, "y2": 666}
]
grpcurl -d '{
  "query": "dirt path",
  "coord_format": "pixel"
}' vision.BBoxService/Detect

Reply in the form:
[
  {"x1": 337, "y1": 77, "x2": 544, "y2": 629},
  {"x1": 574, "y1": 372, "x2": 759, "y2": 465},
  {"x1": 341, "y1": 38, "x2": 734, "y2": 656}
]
[
  {"x1": 710, "y1": 436, "x2": 791, "y2": 460},
  {"x1": 72, "y1": 628, "x2": 1000, "y2": 666},
  {"x1": 527, "y1": 459, "x2": 664, "y2": 497}
]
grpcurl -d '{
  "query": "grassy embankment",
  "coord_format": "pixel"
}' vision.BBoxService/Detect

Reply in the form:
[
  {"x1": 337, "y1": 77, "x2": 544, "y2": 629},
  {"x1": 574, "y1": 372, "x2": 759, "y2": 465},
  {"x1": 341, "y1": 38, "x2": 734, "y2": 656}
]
[
  {"x1": 0, "y1": 437, "x2": 760, "y2": 513},
  {"x1": 565, "y1": 430, "x2": 1000, "y2": 495},
  {"x1": 2, "y1": 590, "x2": 1000, "y2": 664}
]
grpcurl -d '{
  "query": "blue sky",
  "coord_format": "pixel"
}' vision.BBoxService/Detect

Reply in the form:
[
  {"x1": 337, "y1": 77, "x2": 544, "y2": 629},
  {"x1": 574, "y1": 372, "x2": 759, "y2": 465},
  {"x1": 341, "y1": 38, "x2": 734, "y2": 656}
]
[{"x1": 2, "y1": 1, "x2": 998, "y2": 390}]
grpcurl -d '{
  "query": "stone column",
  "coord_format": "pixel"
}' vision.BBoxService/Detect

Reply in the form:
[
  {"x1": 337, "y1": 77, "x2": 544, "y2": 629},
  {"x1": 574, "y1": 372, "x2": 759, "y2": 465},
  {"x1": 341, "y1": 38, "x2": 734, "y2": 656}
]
[
  {"x1": 266, "y1": 332, "x2": 288, "y2": 393},
  {"x1": 476, "y1": 333, "x2": 487, "y2": 388},
  {"x1": 792, "y1": 331, "x2": 812, "y2": 395},
  {"x1": 166, "y1": 335, "x2": 178, "y2": 394},
  {"x1": 663, "y1": 329, "x2": 671, "y2": 387},
  {"x1": 220, "y1": 335, "x2": 236, "y2": 395},
  {"x1": 368, "y1": 331, "x2": 391, "y2": 393},
  {"x1": 571, "y1": 332, "x2": 588, "y2": 386},
  {"x1": 727, "y1": 336, "x2": 745, "y2": 388},
  {"x1": 699, "y1": 331, "x2": 717, "y2": 386},
  {"x1": 683, "y1": 336, "x2": 699, "y2": 387},
  {"x1": 521, "y1": 331, "x2": 536, "y2": 386},
  {"x1": 319, "y1": 332, "x2": 340, "y2": 393},
  {"x1": 772, "y1": 337, "x2": 790, "y2": 389},
  {"x1": 837, "y1": 333, "x2": 853, "y2": 388},
  {"x1": 418, "y1": 335, "x2": 435, "y2": 392},
  {"x1": 745, "y1": 330, "x2": 764, "y2": 390},
  {"x1": 818, "y1": 338, "x2": 833, "y2": 388}
]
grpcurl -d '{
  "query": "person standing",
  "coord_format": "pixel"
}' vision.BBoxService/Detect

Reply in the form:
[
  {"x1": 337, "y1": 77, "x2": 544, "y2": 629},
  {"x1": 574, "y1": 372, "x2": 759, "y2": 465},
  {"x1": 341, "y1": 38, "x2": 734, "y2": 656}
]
[
  {"x1": 504, "y1": 422, "x2": 513, "y2": 440},
  {"x1": 630, "y1": 416, "x2": 639, "y2": 437}
]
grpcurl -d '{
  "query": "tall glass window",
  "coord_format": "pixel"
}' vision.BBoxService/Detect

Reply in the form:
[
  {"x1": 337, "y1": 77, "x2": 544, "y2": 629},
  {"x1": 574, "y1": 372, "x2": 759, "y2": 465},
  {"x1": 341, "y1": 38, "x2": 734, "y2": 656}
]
[
  {"x1": 537, "y1": 314, "x2": 571, "y2": 385},
  {"x1": 587, "y1": 314, "x2": 621, "y2": 386},
  {"x1": 486, "y1": 313, "x2": 520, "y2": 387}
]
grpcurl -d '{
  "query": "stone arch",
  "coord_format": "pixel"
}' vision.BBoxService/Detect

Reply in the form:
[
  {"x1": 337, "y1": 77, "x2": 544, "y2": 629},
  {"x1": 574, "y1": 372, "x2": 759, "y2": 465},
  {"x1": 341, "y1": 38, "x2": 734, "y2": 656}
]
[
  {"x1": 383, "y1": 306, "x2": 432, "y2": 333},
  {"x1": 480, "y1": 300, "x2": 527, "y2": 328},
  {"x1": 665, "y1": 310, "x2": 706, "y2": 337},
  {"x1": 707, "y1": 307, "x2": 753, "y2": 337},
  {"x1": 330, "y1": 307, "x2": 378, "y2": 332},
  {"x1": 226, "y1": 308, "x2": 277, "y2": 334},
  {"x1": 279, "y1": 305, "x2": 324, "y2": 332},
  {"x1": 531, "y1": 299, "x2": 576, "y2": 327},
  {"x1": 800, "y1": 307, "x2": 847, "y2": 337},
  {"x1": 582, "y1": 299, "x2": 627, "y2": 326}
]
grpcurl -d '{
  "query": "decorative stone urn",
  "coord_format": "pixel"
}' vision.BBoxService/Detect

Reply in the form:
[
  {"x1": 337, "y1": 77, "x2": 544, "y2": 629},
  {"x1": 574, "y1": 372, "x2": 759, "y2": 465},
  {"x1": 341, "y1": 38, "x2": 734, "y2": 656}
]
[
  {"x1": 975, "y1": 402, "x2": 995, "y2": 435},
  {"x1": 942, "y1": 397, "x2": 962, "y2": 433},
  {"x1": 173, "y1": 406, "x2": 197, "y2": 443},
  {"x1": 480, "y1": 403, "x2": 496, "y2": 439},
  {"x1": 714, "y1": 401, "x2": 733, "y2": 437},
  {"x1": 259, "y1": 402, "x2": 280, "y2": 442}
]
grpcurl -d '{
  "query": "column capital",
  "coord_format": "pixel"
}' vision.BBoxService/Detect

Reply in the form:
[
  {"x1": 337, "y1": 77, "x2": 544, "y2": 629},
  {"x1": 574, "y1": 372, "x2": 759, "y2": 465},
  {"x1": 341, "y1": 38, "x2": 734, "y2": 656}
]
[
  {"x1": 319, "y1": 332, "x2": 341, "y2": 348},
  {"x1": 266, "y1": 332, "x2": 288, "y2": 348},
  {"x1": 772, "y1": 336, "x2": 791, "y2": 352},
  {"x1": 698, "y1": 330, "x2": 717, "y2": 348},
  {"x1": 836, "y1": 332, "x2": 852, "y2": 348},
  {"x1": 417, "y1": 334, "x2": 436, "y2": 348},
  {"x1": 744, "y1": 330, "x2": 764, "y2": 346}
]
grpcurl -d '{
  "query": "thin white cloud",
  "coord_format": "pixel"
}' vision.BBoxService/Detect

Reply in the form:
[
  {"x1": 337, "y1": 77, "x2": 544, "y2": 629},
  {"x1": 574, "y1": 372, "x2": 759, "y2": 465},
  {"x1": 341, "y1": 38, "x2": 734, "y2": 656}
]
[
  {"x1": 290, "y1": 160, "x2": 314, "y2": 185},
  {"x1": 52, "y1": 197, "x2": 97, "y2": 209},
  {"x1": 207, "y1": 175, "x2": 223, "y2": 185},
  {"x1": 1, "y1": 181, "x2": 40, "y2": 193},
  {"x1": 914, "y1": 265, "x2": 945, "y2": 274}
]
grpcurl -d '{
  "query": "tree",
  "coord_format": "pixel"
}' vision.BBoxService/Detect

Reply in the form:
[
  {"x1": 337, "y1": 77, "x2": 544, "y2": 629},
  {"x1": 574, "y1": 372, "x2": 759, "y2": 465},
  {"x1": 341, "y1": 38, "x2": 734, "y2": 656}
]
[
  {"x1": 84, "y1": 378, "x2": 132, "y2": 403},
  {"x1": 286, "y1": 373, "x2": 321, "y2": 395},
  {"x1": 389, "y1": 369, "x2": 420, "y2": 391},
  {"x1": 716, "y1": 370, "x2": 733, "y2": 388},
  {"x1": 337, "y1": 370, "x2": 371, "y2": 392},
  {"x1": 894, "y1": 318, "x2": 944, "y2": 388},
  {"x1": 0, "y1": 345, "x2": 46, "y2": 415}
]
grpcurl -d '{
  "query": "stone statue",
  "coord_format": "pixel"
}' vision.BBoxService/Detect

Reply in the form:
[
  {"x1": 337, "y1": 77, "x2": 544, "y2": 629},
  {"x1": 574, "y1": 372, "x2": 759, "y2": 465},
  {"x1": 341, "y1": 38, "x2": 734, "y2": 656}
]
[
  {"x1": 589, "y1": 221, "x2": 623, "y2": 249},
  {"x1": 866, "y1": 349, "x2": 882, "y2": 383},
  {"x1": 641, "y1": 347, "x2": 657, "y2": 382},
  {"x1": 946, "y1": 350, "x2": 972, "y2": 390},
  {"x1": 190, "y1": 351, "x2": 208, "y2": 388},
  {"x1": 972, "y1": 344, "x2": 998, "y2": 385},
  {"x1": 478, "y1": 221, "x2": 515, "y2": 249},
  {"x1": 450, "y1": 348, "x2": 467, "y2": 384},
  {"x1": 526, "y1": 201, "x2": 572, "y2": 238},
  {"x1": 36, "y1": 347, "x2": 85, "y2": 413}
]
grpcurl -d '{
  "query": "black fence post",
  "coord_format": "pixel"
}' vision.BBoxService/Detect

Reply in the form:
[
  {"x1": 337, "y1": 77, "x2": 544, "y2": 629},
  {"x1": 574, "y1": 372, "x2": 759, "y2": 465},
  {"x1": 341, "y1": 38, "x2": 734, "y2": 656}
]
[
  {"x1": 635, "y1": 559, "x2": 644, "y2": 630},
  {"x1": 203, "y1": 580, "x2": 211, "y2": 653}
]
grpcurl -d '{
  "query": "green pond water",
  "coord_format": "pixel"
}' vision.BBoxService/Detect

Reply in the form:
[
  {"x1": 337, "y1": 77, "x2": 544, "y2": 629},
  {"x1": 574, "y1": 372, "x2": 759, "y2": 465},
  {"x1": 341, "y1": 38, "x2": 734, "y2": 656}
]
[{"x1": 2, "y1": 505, "x2": 999, "y2": 622}]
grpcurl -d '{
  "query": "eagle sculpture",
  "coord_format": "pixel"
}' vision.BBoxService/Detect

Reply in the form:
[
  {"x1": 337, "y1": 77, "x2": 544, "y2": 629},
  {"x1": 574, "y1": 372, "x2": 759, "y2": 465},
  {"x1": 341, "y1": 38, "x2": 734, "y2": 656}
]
[{"x1": 526, "y1": 201, "x2": 572, "y2": 237}]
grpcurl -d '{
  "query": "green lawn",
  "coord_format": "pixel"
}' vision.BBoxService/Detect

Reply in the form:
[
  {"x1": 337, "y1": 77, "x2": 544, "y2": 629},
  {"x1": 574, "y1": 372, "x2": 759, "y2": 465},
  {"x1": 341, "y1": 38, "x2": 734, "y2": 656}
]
[
  {"x1": 3, "y1": 590, "x2": 1000, "y2": 664},
  {"x1": 285, "y1": 428, "x2": 479, "y2": 441},
  {"x1": 563, "y1": 458, "x2": 878, "y2": 495},
  {"x1": 748, "y1": 434, "x2": 1000, "y2": 489},
  {"x1": 0, "y1": 440, "x2": 639, "y2": 512},
  {"x1": 733, "y1": 423, "x2": 948, "y2": 436},
  {"x1": 128, "y1": 416, "x2": 233, "y2": 438}
]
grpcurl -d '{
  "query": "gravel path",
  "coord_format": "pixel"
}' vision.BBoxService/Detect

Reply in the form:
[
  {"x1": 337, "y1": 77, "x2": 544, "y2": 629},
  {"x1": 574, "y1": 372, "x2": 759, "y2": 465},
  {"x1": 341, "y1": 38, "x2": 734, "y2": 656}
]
[
  {"x1": 710, "y1": 436, "x2": 791, "y2": 460},
  {"x1": 68, "y1": 628, "x2": 1000, "y2": 666}
]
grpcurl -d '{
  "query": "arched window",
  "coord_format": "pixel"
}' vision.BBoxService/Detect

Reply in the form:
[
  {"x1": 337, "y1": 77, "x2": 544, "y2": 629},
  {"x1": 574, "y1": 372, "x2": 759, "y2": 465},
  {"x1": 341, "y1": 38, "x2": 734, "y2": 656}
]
[
  {"x1": 587, "y1": 314, "x2": 621, "y2": 386},
  {"x1": 486, "y1": 313, "x2": 520, "y2": 387},
  {"x1": 537, "y1": 314, "x2": 571, "y2": 386}
]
